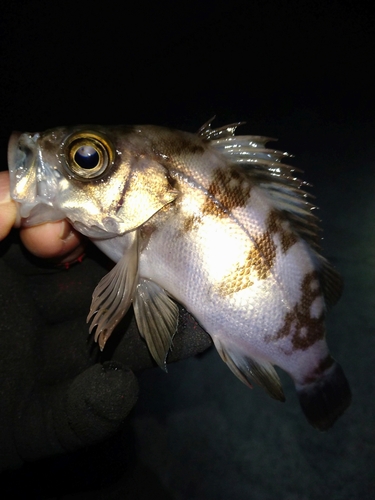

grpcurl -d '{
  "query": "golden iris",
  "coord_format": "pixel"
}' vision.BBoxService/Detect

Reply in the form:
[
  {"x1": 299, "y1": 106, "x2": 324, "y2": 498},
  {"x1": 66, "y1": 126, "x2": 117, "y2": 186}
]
[{"x1": 64, "y1": 132, "x2": 114, "y2": 179}]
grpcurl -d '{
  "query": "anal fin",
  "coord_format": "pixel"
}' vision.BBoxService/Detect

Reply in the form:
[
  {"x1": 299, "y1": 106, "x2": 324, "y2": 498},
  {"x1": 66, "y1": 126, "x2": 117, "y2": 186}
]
[
  {"x1": 133, "y1": 278, "x2": 179, "y2": 371},
  {"x1": 214, "y1": 338, "x2": 285, "y2": 401}
]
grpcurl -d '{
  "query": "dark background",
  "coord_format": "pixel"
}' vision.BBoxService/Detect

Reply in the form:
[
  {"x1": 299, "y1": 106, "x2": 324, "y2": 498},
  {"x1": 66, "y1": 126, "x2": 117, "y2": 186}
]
[{"x1": 0, "y1": 0, "x2": 374, "y2": 498}]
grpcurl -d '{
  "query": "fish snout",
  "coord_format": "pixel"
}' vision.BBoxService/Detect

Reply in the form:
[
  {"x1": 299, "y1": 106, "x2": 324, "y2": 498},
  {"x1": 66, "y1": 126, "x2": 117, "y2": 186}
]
[
  {"x1": 7, "y1": 131, "x2": 40, "y2": 201},
  {"x1": 7, "y1": 131, "x2": 66, "y2": 225}
]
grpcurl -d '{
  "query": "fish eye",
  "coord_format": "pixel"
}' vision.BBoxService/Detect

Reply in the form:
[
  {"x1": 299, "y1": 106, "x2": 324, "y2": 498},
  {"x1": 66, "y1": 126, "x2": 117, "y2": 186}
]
[
  {"x1": 64, "y1": 132, "x2": 114, "y2": 180},
  {"x1": 74, "y1": 145, "x2": 100, "y2": 170}
]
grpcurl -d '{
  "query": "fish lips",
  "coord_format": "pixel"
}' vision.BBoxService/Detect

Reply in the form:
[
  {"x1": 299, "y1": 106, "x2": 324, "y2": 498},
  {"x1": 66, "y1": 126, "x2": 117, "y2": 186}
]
[
  {"x1": 8, "y1": 131, "x2": 66, "y2": 226},
  {"x1": 8, "y1": 131, "x2": 37, "y2": 200}
]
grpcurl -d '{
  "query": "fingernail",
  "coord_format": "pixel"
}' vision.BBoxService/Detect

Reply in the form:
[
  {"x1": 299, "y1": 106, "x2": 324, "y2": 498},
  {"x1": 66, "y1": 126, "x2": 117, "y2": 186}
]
[
  {"x1": 57, "y1": 245, "x2": 86, "y2": 267},
  {"x1": 58, "y1": 221, "x2": 74, "y2": 241}
]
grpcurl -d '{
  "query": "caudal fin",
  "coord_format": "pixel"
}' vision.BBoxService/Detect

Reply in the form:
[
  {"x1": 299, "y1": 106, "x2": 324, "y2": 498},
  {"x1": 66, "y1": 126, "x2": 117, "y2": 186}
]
[{"x1": 296, "y1": 361, "x2": 351, "y2": 431}]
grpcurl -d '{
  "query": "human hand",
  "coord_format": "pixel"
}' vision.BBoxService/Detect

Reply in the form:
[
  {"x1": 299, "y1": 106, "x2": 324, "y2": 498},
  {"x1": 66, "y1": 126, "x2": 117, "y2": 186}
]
[
  {"x1": 0, "y1": 170, "x2": 212, "y2": 470},
  {"x1": 0, "y1": 171, "x2": 85, "y2": 262}
]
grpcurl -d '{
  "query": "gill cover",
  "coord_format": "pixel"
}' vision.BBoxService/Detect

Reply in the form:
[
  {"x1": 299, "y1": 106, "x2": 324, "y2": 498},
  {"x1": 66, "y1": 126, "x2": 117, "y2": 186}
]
[{"x1": 63, "y1": 129, "x2": 179, "y2": 234}]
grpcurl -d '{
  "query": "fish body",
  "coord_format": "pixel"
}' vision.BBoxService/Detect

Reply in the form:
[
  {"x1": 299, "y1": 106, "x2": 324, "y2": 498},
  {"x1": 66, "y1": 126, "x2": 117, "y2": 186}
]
[{"x1": 8, "y1": 120, "x2": 351, "y2": 430}]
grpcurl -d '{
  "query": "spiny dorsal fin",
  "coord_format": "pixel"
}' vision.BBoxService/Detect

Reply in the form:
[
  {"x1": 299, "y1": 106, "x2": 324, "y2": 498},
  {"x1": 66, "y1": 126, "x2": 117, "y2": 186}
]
[
  {"x1": 214, "y1": 337, "x2": 285, "y2": 401},
  {"x1": 200, "y1": 120, "x2": 320, "y2": 248},
  {"x1": 198, "y1": 116, "x2": 245, "y2": 141},
  {"x1": 133, "y1": 278, "x2": 179, "y2": 371},
  {"x1": 87, "y1": 230, "x2": 139, "y2": 349},
  {"x1": 202, "y1": 119, "x2": 343, "y2": 306}
]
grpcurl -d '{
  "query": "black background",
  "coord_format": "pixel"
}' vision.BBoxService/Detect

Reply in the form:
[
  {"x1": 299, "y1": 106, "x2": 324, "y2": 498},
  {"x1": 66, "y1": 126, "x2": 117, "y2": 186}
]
[
  {"x1": 1, "y1": 1, "x2": 374, "y2": 498},
  {"x1": 1, "y1": 0, "x2": 375, "y2": 144}
]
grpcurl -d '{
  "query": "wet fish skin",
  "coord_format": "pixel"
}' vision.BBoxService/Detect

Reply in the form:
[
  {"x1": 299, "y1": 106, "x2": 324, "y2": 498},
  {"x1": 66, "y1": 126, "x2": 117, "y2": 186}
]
[{"x1": 8, "y1": 120, "x2": 351, "y2": 430}]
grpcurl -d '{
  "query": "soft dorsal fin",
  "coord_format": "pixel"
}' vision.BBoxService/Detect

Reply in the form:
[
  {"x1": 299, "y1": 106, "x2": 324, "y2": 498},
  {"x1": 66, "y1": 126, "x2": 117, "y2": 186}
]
[
  {"x1": 133, "y1": 278, "x2": 179, "y2": 371},
  {"x1": 315, "y1": 254, "x2": 344, "y2": 308}
]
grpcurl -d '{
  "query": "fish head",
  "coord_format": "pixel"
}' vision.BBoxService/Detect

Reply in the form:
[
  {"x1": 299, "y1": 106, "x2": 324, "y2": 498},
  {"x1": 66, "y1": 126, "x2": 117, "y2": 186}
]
[{"x1": 8, "y1": 126, "x2": 178, "y2": 238}]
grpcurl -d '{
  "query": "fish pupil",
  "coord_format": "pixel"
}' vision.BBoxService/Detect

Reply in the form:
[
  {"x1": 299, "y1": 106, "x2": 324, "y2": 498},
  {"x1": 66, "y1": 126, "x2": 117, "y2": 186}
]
[{"x1": 74, "y1": 145, "x2": 100, "y2": 169}]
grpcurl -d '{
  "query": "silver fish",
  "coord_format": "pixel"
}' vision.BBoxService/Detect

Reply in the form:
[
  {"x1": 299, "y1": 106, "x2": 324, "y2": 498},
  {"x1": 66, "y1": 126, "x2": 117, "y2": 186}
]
[{"x1": 8, "y1": 119, "x2": 351, "y2": 430}]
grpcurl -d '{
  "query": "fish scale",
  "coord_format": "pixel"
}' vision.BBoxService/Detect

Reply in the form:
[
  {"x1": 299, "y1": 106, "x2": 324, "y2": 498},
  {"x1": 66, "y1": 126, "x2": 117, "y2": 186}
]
[{"x1": 8, "y1": 119, "x2": 351, "y2": 430}]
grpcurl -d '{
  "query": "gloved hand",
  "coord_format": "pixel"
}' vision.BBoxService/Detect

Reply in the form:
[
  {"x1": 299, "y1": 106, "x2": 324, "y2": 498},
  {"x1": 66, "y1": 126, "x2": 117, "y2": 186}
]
[{"x1": 0, "y1": 171, "x2": 212, "y2": 471}]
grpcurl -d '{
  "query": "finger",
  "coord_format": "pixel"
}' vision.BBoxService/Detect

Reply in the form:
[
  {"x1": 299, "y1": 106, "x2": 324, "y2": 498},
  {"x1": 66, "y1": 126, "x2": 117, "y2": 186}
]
[
  {"x1": 20, "y1": 219, "x2": 85, "y2": 263},
  {"x1": 0, "y1": 171, "x2": 18, "y2": 241}
]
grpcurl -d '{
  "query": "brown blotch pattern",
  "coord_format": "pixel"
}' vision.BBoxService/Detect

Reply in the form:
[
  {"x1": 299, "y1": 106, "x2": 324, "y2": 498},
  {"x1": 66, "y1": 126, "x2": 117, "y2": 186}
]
[
  {"x1": 183, "y1": 214, "x2": 202, "y2": 232},
  {"x1": 169, "y1": 135, "x2": 205, "y2": 157},
  {"x1": 267, "y1": 209, "x2": 298, "y2": 253},
  {"x1": 201, "y1": 195, "x2": 227, "y2": 218},
  {"x1": 270, "y1": 271, "x2": 325, "y2": 351},
  {"x1": 217, "y1": 231, "x2": 277, "y2": 295},
  {"x1": 303, "y1": 355, "x2": 334, "y2": 384},
  {"x1": 202, "y1": 166, "x2": 252, "y2": 218},
  {"x1": 253, "y1": 231, "x2": 277, "y2": 280}
]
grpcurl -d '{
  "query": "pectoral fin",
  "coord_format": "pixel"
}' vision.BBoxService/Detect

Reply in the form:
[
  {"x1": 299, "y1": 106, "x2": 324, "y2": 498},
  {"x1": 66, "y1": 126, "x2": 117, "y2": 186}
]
[
  {"x1": 214, "y1": 338, "x2": 285, "y2": 401},
  {"x1": 133, "y1": 278, "x2": 179, "y2": 371},
  {"x1": 87, "y1": 230, "x2": 139, "y2": 349}
]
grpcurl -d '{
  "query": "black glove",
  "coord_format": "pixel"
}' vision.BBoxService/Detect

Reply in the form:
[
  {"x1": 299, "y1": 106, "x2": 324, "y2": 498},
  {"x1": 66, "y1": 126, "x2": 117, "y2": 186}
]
[{"x1": 0, "y1": 230, "x2": 212, "y2": 471}]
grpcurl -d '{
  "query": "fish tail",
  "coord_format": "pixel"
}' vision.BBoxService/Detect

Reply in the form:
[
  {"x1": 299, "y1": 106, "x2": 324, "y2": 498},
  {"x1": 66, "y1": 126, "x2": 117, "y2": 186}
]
[{"x1": 296, "y1": 359, "x2": 351, "y2": 431}]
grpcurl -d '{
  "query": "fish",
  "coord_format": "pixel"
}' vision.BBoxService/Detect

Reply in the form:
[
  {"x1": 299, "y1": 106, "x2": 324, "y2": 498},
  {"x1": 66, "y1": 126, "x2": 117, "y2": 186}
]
[{"x1": 7, "y1": 119, "x2": 351, "y2": 430}]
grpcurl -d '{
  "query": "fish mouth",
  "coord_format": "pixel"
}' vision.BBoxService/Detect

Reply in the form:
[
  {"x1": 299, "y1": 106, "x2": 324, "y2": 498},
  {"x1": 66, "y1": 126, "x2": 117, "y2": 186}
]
[
  {"x1": 8, "y1": 131, "x2": 39, "y2": 202},
  {"x1": 7, "y1": 131, "x2": 23, "y2": 165},
  {"x1": 8, "y1": 131, "x2": 66, "y2": 225}
]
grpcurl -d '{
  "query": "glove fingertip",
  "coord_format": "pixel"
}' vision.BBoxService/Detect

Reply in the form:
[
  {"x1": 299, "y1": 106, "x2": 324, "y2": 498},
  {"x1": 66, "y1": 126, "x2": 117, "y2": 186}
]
[{"x1": 61, "y1": 362, "x2": 138, "y2": 448}]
